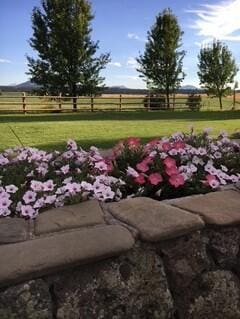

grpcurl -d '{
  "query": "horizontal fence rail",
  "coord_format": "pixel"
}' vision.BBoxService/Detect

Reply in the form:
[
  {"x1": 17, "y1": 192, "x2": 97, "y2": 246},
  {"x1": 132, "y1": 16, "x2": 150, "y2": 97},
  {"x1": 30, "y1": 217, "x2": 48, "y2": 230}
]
[{"x1": 0, "y1": 92, "x2": 238, "y2": 113}]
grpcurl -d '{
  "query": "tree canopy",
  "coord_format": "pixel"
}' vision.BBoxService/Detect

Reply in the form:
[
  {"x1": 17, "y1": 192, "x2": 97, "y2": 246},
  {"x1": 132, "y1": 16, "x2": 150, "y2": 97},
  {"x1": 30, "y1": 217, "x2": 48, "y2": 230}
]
[
  {"x1": 198, "y1": 40, "x2": 238, "y2": 109},
  {"x1": 137, "y1": 8, "x2": 185, "y2": 108},
  {"x1": 27, "y1": 0, "x2": 110, "y2": 99}
]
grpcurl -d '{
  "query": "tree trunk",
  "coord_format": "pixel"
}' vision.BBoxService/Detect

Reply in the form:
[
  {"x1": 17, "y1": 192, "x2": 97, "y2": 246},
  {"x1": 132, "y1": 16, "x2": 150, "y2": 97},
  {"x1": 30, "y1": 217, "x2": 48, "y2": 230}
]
[
  {"x1": 166, "y1": 88, "x2": 170, "y2": 109},
  {"x1": 72, "y1": 83, "x2": 77, "y2": 111},
  {"x1": 219, "y1": 93, "x2": 223, "y2": 110}
]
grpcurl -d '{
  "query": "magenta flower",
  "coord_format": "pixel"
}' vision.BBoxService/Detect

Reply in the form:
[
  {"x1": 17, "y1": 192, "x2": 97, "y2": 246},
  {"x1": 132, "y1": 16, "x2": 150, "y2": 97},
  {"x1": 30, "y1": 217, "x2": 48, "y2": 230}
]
[
  {"x1": 134, "y1": 174, "x2": 145, "y2": 185},
  {"x1": 163, "y1": 157, "x2": 177, "y2": 169},
  {"x1": 169, "y1": 174, "x2": 185, "y2": 188},
  {"x1": 136, "y1": 161, "x2": 149, "y2": 173},
  {"x1": 148, "y1": 173, "x2": 163, "y2": 185}
]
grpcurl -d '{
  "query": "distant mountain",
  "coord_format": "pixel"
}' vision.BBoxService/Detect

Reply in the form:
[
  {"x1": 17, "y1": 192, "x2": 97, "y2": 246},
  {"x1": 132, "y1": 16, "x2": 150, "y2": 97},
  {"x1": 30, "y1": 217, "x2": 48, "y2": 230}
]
[
  {"x1": 0, "y1": 81, "x2": 202, "y2": 94},
  {"x1": 15, "y1": 80, "x2": 40, "y2": 89},
  {"x1": 180, "y1": 85, "x2": 199, "y2": 91},
  {"x1": 109, "y1": 85, "x2": 128, "y2": 89}
]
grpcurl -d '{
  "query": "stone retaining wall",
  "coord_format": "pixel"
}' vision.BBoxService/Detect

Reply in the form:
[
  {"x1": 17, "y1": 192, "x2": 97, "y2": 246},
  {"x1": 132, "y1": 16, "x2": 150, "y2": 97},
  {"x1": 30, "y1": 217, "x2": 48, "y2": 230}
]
[{"x1": 0, "y1": 187, "x2": 240, "y2": 318}]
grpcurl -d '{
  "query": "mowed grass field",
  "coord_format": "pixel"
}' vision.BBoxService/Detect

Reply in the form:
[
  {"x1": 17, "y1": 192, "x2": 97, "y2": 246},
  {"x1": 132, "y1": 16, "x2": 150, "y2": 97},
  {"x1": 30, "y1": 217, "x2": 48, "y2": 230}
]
[{"x1": 0, "y1": 111, "x2": 239, "y2": 151}]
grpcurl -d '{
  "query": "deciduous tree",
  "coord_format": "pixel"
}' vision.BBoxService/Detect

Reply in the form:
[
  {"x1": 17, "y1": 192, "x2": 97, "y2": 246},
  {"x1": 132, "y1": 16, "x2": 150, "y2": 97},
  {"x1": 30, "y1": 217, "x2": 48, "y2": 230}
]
[
  {"x1": 137, "y1": 8, "x2": 185, "y2": 109},
  {"x1": 198, "y1": 41, "x2": 238, "y2": 109},
  {"x1": 27, "y1": 0, "x2": 110, "y2": 107}
]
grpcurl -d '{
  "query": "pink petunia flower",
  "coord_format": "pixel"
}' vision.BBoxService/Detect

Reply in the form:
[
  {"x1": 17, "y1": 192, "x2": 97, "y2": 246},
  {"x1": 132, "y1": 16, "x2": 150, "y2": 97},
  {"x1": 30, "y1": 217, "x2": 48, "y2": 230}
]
[
  {"x1": 163, "y1": 157, "x2": 177, "y2": 169},
  {"x1": 43, "y1": 180, "x2": 55, "y2": 192},
  {"x1": 5, "y1": 185, "x2": 18, "y2": 193},
  {"x1": 148, "y1": 173, "x2": 163, "y2": 185},
  {"x1": 127, "y1": 166, "x2": 139, "y2": 178},
  {"x1": 23, "y1": 191, "x2": 37, "y2": 204},
  {"x1": 127, "y1": 137, "x2": 140, "y2": 147},
  {"x1": 134, "y1": 174, "x2": 145, "y2": 185},
  {"x1": 31, "y1": 180, "x2": 44, "y2": 192},
  {"x1": 136, "y1": 161, "x2": 149, "y2": 173},
  {"x1": 60, "y1": 164, "x2": 70, "y2": 175},
  {"x1": 169, "y1": 174, "x2": 185, "y2": 188},
  {"x1": 173, "y1": 141, "x2": 186, "y2": 150},
  {"x1": 67, "y1": 139, "x2": 78, "y2": 151},
  {"x1": 165, "y1": 165, "x2": 179, "y2": 176},
  {"x1": 21, "y1": 205, "x2": 36, "y2": 218},
  {"x1": 162, "y1": 142, "x2": 172, "y2": 151},
  {"x1": 95, "y1": 161, "x2": 108, "y2": 171}
]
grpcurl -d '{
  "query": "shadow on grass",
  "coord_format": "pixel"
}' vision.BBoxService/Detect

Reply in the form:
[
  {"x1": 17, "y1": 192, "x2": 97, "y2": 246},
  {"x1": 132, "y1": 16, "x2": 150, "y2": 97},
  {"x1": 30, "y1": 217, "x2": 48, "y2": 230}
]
[
  {"x1": 0, "y1": 110, "x2": 240, "y2": 123},
  {"x1": 31, "y1": 136, "x2": 163, "y2": 151}
]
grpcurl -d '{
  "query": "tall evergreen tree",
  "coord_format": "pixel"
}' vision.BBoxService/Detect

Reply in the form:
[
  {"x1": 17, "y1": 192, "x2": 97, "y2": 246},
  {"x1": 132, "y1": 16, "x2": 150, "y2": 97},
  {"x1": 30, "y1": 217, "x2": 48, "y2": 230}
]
[
  {"x1": 137, "y1": 8, "x2": 185, "y2": 108},
  {"x1": 198, "y1": 40, "x2": 238, "y2": 109},
  {"x1": 27, "y1": 0, "x2": 110, "y2": 103}
]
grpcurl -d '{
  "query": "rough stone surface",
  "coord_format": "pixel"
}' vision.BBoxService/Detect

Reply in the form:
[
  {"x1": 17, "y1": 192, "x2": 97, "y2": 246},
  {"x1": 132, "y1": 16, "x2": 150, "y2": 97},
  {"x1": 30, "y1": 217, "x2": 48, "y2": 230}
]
[
  {"x1": 170, "y1": 190, "x2": 240, "y2": 225},
  {"x1": 0, "y1": 225, "x2": 134, "y2": 287},
  {"x1": 187, "y1": 271, "x2": 240, "y2": 319},
  {"x1": 35, "y1": 200, "x2": 105, "y2": 235},
  {"x1": 0, "y1": 279, "x2": 52, "y2": 319},
  {"x1": 159, "y1": 231, "x2": 211, "y2": 293},
  {"x1": 159, "y1": 228, "x2": 240, "y2": 319},
  {"x1": 0, "y1": 218, "x2": 29, "y2": 244},
  {"x1": 107, "y1": 197, "x2": 204, "y2": 242},
  {"x1": 206, "y1": 227, "x2": 240, "y2": 269},
  {"x1": 48, "y1": 243, "x2": 174, "y2": 319},
  {"x1": 1, "y1": 224, "x2": 240, "y2": 318}
]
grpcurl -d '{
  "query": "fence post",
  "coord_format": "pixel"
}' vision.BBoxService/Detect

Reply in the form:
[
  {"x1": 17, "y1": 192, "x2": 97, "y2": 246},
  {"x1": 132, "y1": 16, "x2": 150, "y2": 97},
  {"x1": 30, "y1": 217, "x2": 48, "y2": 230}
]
[
  {"x1": 147, "y1": 93, "x2": 151, "y2": 111},
  {"x1": 22, "y1": 92, "x2": 26, "y2": 114},
  {"x1": 58, "y1": 93, "x2": 62, "y2": 110},
  {"x1": 119, "y1": 94, "x2": 122, "y2": 111},
  {"x1": 72, "y1": 96, "x2": 77, "y2": 111},
  {"x1": 90, "y1": 96, "x2": 94, "y2": 112}
]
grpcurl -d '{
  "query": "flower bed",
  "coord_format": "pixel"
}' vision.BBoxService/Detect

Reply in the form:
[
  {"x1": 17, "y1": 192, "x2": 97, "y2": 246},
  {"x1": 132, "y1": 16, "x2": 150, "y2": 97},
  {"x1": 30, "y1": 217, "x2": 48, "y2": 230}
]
[{"x1": 0, "y1": 129, "x2": 239, "y2": 219}]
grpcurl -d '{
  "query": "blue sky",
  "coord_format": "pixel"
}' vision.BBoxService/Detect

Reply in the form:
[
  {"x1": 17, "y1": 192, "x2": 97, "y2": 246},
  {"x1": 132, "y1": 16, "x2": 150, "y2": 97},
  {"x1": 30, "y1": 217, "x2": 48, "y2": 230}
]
[{"x1": 1, "y1": 0, "x2": 240, "y2": 88}]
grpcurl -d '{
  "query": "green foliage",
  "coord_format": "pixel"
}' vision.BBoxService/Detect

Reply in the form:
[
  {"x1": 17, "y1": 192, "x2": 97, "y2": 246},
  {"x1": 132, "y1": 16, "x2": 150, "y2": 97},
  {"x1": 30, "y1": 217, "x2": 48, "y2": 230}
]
[
  {"x1": 137, "y1": 8, "x2": 185, "y2": 108},
  {"x1": 27, "y1": 0, "x2": 110, "y2": 98},
  {"x1": 186, "y1": 94, "x2": 202, "y2": 111},
  {"x1": 198, "y1": 41, "x2": 238, "y2": 109},
  {"x1": 143, "y1": 94, "x2": 166, "y2": 109}
]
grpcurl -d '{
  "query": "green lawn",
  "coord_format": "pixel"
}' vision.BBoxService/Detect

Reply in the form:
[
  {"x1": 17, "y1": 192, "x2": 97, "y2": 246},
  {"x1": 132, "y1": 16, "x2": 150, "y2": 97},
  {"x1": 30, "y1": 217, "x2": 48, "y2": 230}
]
[{"x1": 0, "y1": 111, "x2": 239, "y2": 151}]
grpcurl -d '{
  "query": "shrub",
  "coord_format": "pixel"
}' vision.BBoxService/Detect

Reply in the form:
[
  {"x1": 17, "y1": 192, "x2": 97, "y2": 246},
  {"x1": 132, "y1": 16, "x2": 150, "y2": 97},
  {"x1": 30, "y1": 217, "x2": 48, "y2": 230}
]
[
  {"x1": 143, "y1": 94, "x2": 166, "y2": 109},
  {"x1": 186, "y1": 94, "x2": 202, "y2": 111}
]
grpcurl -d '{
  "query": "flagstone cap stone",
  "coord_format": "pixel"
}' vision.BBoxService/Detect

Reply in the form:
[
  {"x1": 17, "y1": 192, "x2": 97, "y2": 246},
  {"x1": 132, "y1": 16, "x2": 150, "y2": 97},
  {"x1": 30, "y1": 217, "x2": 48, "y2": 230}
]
[
  {"x1": 107, "y1": 197, "x2": 205, "y2": 242},
  {"x1": 0, "y1": 225, "x2": 134, "y2": 287},
  {"x1": 169, "y1": 190, "x2": 240, "y2": 226},
  {"x1": 35, "y1": 200, "x2": 105, "y2": 235},
  {"x1": 0, "y1": 218, "x2": 29, "y2": 244}
]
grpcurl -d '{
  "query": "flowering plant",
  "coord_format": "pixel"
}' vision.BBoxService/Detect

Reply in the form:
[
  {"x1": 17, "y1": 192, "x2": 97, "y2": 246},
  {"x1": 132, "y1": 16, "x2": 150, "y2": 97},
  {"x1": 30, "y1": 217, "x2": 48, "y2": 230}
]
[
  {"x1": 0, "y1": 130, "x2": 239, "y2": 219},
  {"x1": 111, "y1": 129, "x2": 240, "y2": 199},
  {"x1": 0, "y1": 140, "x2": 123, "y2": 218}
]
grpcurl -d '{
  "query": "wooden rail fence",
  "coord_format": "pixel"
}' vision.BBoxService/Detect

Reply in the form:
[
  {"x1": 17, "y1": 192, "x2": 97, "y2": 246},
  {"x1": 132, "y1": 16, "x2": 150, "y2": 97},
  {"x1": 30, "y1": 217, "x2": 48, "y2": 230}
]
[{"x1": 0, "y1": 93, "x2": 206, "y2": 113}]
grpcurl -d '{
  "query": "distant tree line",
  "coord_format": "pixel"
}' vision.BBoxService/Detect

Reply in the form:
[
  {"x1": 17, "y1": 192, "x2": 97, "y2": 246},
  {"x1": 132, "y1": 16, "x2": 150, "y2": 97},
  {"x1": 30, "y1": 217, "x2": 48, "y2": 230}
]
[{"x1": 27, "y1": 1, "x2": 238, "y2": 109}]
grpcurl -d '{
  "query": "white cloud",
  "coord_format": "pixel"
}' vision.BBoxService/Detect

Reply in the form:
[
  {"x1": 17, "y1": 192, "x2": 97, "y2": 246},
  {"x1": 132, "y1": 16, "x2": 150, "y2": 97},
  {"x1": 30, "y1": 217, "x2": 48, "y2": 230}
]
[
  {"x1": 109, "y1": 62, "x2": 122, "y2": 67},
  {"x1": 126, "y1": 57, "x2": 138, "y2": 69},
  {"x1": 127, "y1": 33, "x2": 146, "y2": 42},
  {"x1": 0, "y1": 58, "x2": 11, "y2": 63},
  {"x1": 188, "y1": 0, "x2": 240, "y2": 42},
  {"x1": 127, "y1": 33, "x2": 140, "y2": 40}
]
